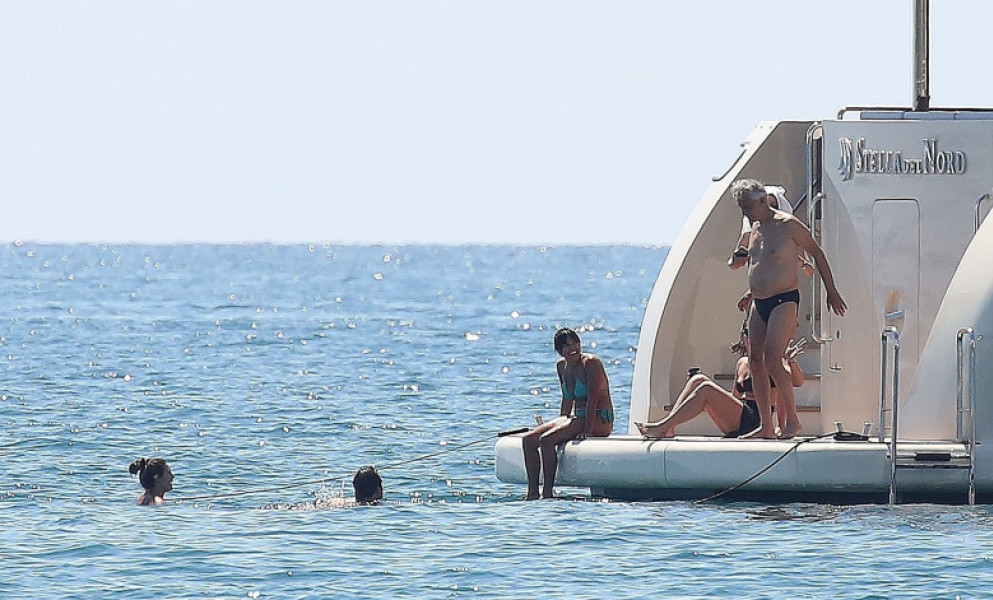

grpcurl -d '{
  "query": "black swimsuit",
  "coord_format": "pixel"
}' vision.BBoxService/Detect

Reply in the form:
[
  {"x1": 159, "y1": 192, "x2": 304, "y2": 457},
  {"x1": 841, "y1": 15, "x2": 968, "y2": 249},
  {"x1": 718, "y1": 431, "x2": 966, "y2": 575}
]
[
  {"x1": 753, "y1": 289, "x2": 800, "y2": 323},
  {"x1": 727, "y1": 374, "x2": 773, "y2": 437},
  {"x1": 724, "y1": 399, "x2": 760, "y2": 438},
  {"x1": 734, "y1": 374, "x2": 776, "y2": 395}
]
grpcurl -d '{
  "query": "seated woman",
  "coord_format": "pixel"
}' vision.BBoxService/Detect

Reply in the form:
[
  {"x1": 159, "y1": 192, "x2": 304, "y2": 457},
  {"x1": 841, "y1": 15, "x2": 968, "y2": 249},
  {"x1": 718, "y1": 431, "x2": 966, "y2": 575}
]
[
  {"x1": 522, "y1": 328, "x2": 614, "y2": 500},
  {"x1": 635, "y1": 327, "x2": 804, "y2": 439},
  {"x1": 129, "y1": 457, "x2": 174, "y2": 505}
]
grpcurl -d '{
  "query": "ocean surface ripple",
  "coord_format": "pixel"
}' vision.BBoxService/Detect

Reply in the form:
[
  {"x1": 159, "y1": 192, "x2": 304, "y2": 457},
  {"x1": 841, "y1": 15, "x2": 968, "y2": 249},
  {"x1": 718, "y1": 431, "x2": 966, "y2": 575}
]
[{"x1": 2, "y1": 244, "x2": 991, "y2": 599}]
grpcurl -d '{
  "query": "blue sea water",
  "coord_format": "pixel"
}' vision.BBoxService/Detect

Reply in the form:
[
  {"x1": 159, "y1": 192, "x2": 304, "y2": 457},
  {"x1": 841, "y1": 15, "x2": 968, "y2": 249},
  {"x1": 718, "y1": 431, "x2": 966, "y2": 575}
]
[{"x1": 2, "y1": 243, "x2": 991, "y2": 599}]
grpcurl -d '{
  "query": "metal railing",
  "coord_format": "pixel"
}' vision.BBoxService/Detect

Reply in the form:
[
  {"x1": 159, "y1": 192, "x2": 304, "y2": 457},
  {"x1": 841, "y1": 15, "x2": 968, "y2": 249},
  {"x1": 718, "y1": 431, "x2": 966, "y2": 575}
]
[
  {"x1": 976, "y1": 193, "x2": 990, "y2": 233},
  {"x1": 809, "y1": 193, "x2": 833, "y2": 345},
  {"x1": 957, "y1": 327, "x2": 978, "y2": 505},
  {"x1": 880, "y1": 326, "x2": 901, "y2": 504},
  {"x1": 804, "y1": 122, "x2": 822, "y2": 232},
  {"x1": 885, "y1": 326, "x2": 977, "y2": 505}
]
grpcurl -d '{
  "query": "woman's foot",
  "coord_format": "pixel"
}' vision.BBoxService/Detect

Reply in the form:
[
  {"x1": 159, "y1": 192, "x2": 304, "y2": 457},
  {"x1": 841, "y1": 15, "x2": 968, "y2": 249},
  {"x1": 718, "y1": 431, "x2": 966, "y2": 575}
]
[{"x1": 636, "y1": 422, "x2": 673, "y2": 439}]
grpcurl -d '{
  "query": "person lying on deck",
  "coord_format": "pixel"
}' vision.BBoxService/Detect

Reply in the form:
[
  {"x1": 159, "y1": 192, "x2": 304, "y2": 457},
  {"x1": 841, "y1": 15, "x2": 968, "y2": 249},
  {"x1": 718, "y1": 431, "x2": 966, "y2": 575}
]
[{"x1": 635, "y1": 326, "x2": 804, "y2": 439}]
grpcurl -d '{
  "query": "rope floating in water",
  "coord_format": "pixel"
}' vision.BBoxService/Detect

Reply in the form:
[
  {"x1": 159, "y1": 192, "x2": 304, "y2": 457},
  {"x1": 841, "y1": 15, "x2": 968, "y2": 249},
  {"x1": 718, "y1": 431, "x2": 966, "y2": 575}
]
[{"x1": 173, "y1": 430, "x2": 514, "y2": 503}]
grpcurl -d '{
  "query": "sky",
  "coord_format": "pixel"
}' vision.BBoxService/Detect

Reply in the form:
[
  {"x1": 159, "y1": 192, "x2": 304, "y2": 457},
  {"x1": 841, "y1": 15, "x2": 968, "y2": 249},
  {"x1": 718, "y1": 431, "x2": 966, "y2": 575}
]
[{"x1": 3, "y1": 1, "x2": 993, "y2": 246}]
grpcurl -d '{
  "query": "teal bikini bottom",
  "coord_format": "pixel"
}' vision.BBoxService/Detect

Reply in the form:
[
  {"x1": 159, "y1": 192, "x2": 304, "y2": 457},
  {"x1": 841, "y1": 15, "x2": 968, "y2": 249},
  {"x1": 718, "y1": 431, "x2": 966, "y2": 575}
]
[{"x1": 575, "y1": 407, "x2": 614, "y2": 424}]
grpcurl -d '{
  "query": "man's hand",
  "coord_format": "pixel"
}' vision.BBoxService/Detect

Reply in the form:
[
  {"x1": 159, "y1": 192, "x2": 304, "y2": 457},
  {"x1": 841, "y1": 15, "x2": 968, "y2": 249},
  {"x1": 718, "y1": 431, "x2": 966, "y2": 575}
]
[
  {"x1": 827, "y1": 289, "x2": 847, "y2": 316},
  {"x1": 737, "y1": 290, "x2": 753, "y2": 312},
  {"x1": 786, "y1": 338, "x2": 807, "y2": 361}
]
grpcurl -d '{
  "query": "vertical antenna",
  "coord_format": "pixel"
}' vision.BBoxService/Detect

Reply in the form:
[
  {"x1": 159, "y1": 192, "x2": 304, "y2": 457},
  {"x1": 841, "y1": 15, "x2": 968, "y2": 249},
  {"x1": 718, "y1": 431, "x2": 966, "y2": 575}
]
[{"x1": 913, "y1": 0, "x2": 930, "y2": 111}]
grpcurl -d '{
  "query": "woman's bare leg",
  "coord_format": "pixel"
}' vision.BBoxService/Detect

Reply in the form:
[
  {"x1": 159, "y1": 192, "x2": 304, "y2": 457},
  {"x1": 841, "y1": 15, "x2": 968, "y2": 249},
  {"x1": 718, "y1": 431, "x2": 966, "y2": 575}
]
[
  {"x1": 521, "y1": 418, "x2": 564, "y2": 500},
  {"x1": 667, "y1": 374, "x2": 710, "y2": 414},
  {"x1": 638, "y1": 382, "x2": 742, "y2": 437},
  {"x1": 635, "y1": 375, "x2": 710, "y2": 431},
  {"x1": 538, "y1": 418, "x2": 585, "y2": 498}
]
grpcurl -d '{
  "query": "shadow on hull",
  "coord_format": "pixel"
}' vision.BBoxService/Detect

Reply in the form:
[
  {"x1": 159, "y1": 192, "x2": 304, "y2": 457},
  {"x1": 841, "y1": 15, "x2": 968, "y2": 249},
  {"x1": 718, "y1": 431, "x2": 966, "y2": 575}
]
[{"x1": 594, "y1": 487, "x2": 984, "y2": 505}]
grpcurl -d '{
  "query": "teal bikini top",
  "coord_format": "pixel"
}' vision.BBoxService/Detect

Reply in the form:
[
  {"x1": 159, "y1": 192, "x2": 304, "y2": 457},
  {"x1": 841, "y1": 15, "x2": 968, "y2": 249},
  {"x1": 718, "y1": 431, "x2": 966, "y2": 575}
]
[
  {"x1": 562, "y1": 377, "x2": 613, "y2": 423},
  {"x1": 562, "y1": 378, "x2": 588, "y2": 401}
]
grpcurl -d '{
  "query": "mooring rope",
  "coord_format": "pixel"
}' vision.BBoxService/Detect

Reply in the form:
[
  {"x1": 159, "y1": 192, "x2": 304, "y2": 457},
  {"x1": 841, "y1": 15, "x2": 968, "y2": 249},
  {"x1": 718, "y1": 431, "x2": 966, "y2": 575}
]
[
  {"x1": 172, "y1": 427, "x2": 528, "y2": 503},
  {"x1": 692, "y1": 432, "x2": 837, "y2": 504}
]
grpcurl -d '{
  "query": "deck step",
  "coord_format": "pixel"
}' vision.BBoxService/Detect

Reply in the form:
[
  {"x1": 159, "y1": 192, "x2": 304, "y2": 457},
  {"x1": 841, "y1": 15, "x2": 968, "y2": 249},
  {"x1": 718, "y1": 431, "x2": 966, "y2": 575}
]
[{"x1": 894, "y1": 451, "x2": 972, "y2": 470}]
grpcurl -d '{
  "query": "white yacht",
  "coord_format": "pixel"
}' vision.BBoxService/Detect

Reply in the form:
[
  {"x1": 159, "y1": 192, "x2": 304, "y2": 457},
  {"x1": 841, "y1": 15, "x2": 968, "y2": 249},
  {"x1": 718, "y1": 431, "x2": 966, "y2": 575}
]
[{"x1": 494, "y1": 1, "x2": 992, "y2": 503}]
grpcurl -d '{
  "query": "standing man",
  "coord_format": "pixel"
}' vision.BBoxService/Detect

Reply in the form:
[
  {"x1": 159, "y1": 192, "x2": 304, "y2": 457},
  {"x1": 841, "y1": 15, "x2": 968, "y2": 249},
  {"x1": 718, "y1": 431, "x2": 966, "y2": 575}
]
[{"x1": 730, "y1": 179, "x2": 846, "y2": 438}]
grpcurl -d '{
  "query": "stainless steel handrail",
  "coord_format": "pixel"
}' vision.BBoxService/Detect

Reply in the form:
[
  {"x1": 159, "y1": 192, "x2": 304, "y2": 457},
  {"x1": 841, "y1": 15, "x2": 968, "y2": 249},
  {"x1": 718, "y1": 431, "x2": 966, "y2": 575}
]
[
  {"x1": 957, "y1": 327, "x2": 977, "y2": 504},
  {"x1": 881, "y1": 326, "x2": 901, "y2": 504},
  {"x1": 976, "y1": 193, "x2": 990, "y2": 232},
  {"x1": 880, "y1": 326, "x2": 901, "y2": 440},
  {"x1": 837, "y1": 106, "x2": 993, "y2": 120},
  {"x1": 956, "y1": 327, "x2": 975, "y2": 440},
  {"x1": 804, "y1": 122, "x2": 822, "y2": 231},
  {"x1": 712, "y1": 146, "x2": 748, "y2": 182},
  {"x1": 809, "y1": 192, "x2": 833, "y2": 344}
]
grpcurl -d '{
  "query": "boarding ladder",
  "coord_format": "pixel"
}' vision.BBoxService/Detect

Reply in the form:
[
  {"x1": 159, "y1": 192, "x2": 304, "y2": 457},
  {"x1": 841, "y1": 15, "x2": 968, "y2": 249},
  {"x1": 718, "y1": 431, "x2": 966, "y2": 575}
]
[{"x1": 881, "y1": 327, "x2": 977, "y2": 504}]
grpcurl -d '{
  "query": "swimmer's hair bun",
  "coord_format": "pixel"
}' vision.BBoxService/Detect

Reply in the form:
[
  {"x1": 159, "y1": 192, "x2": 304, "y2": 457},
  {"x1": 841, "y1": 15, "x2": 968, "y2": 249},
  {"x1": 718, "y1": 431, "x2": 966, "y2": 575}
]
[{"x1": 129, "y1": 458, "x2": 148, "y2": 475}]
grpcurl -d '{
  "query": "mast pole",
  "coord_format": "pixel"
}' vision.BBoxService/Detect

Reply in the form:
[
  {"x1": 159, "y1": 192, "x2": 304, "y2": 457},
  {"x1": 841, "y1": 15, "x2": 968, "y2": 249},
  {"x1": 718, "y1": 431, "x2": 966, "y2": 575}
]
[{"x1": 913, "y1": 0, "x2": 930, "y2": 111}]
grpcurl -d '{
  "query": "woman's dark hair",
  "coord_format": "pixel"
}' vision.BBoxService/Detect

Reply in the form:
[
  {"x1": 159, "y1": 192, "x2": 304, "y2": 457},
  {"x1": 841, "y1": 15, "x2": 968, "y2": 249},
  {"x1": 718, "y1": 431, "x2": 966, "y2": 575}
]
[
  {"x1": 729, "y1": 321, "x2": 749, "y2": 356},
  {"x1": 353, "y1": 465, "x2": 383, "y2": 504},
  {"x1": 553, "y1": 328, "x2": 581, "y2": 355},
  {"x1": 129, "y1": 457, "x2": 169, "y2": 491}
]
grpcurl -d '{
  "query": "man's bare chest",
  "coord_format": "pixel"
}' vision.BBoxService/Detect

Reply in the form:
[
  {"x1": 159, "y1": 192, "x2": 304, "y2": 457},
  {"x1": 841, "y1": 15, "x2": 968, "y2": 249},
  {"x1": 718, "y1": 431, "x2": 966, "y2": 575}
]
[{"x1": 751, "y1": 222, "x2": 795, "y2": 258}]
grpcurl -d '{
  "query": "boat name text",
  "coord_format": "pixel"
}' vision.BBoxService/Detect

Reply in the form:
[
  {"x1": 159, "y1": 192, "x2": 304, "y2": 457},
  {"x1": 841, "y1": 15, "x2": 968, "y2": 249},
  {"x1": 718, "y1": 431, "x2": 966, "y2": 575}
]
[{"x1": 838, "y1": 137, "x2": 967, "y2": 181}]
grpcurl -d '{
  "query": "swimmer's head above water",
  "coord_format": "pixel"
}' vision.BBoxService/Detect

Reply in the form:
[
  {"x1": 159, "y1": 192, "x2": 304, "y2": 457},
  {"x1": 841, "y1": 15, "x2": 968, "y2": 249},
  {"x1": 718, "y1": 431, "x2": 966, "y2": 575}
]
[
  {"x1": 129, "y1": 457, "x2": 173, "y2": 506},
  {"x1": 352, "y1": 465, "x2": 383, "y2": 505}
]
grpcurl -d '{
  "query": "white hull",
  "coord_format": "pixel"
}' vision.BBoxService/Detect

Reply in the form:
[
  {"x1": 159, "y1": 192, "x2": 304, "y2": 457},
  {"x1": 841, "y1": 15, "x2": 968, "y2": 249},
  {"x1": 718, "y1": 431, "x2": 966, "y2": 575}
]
[
  {"x1": 494, "y1": 8, "x2": 993, "y2": 504},
  {"x1": 492, "y1": 112, "x2": 993, "y2": 503},
  {"x1": 495, "y1": 433, "x2": 978, "y2": 503}
]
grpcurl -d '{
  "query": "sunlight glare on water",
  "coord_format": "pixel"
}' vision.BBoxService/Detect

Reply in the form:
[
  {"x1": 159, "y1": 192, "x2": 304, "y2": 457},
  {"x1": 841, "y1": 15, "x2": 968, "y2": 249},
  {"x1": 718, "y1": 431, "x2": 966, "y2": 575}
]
[{"x1": 2, "y1": 244, "x2": 992, "y2": 599}]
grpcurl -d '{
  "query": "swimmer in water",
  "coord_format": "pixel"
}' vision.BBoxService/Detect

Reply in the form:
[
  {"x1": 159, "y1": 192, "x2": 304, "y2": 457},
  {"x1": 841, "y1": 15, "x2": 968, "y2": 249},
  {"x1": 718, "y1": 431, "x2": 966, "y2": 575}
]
[
  {"x1": 314, "y1": 465, "x2": 384, "y2": 508},
  {"x1": 352, "y1": 465, "x2": 383, "y2": 505},
  {"x1": 129, "y1": 457, "x2": 174, "y2": 505}
]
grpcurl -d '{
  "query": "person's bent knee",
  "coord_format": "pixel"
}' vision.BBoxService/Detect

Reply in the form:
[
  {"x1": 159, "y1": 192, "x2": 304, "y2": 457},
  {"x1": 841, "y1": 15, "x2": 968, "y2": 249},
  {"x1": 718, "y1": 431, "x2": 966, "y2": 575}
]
[
  {"x1": 687, "y1": 374, "x2": 710, "y2": 388},
  {"x1": 689, "y1": 379, "x2": 717, "y2": 395}
]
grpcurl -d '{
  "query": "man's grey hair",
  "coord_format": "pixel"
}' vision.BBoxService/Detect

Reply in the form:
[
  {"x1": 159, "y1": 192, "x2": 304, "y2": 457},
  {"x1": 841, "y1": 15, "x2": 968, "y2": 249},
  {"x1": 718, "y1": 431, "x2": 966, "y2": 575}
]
[{"x1": 731, "y1": 179, "x2": 767, "y2": 203}]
